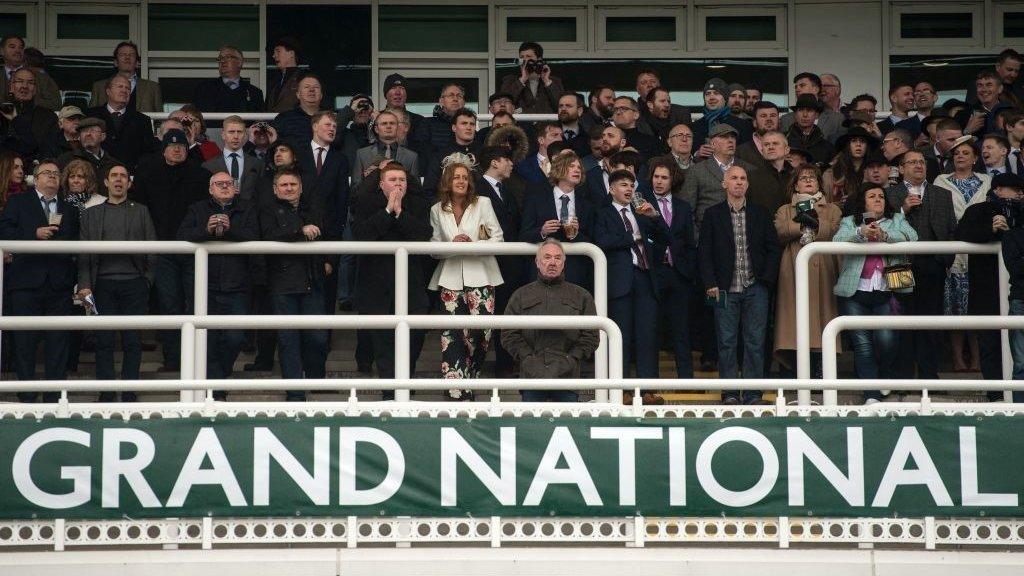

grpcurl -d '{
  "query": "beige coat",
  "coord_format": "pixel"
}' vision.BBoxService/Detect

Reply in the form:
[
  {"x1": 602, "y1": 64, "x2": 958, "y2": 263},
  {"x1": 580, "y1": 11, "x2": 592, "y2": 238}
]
[{"x1": 773, "y1": 201, "x2": 842, "y2": 354}]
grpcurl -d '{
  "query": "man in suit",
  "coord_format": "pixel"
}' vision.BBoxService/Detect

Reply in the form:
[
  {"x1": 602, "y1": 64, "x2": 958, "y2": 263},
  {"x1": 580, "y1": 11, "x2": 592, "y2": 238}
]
[
  {"x1": 877, "y1": 84, "x2": 922, "y2": 139},
  {"x1": 515, "y1": 121, "x2": 562, "y2": 184},
  {"x1": 519, "y1": 151, "x2": 595, "y2": 289},
  {"x1": 886, "y1": 150, "x2": 956, "y2": 380},
  {"x1": 85, "y1": 75, "x2": 158, "y2": 171},
  {"x1": 478, "y1": 146, "x2": 522, "y2": 377},
  {"x1": 699, "y1": 166, "x2": 781, "y2": 404},
  {"x1": 779, "y1": 72, "x2": 845, "y2": 144},
  {"x1": 920, "y1": 117, "x2": 962, "y2": 181},
  {"x1": 1007, "y1": 112, "x2": 1024, "y2": 176},
  {"x1": 193, "y1": 45, "x2": 264, "y2": 112},
  {"x1": 352, "y1": 109, "x2": 419, "y2": 186},
  {"x1": 202, "y1": 115, "x2": 263, "y2": 202},
  {"x1": 0, "y1": 159, "x2": 79, "y2": 402},
  {"x1": 266, "y1": 36, "x2": 302, "y2": 113},
  {"x1": 497, "y1": 41, "x2": 565, "y2": 115},
  {"x1": 0, "y1": 35, "x2": 60, "y2": 111},
  {"x1": 352, "y1": 162, "x2": 433, "y2": 394},
  {"x1": 89, "y1": 41, "x2": 162, "y2": 112},
  {"x1": 982, "y1": 134, "x2": 1014, "y2": 176},
  {"x1": 586, "y1": 149, "x2": 644, "y2": 205},
  {"x1": 680, "y1": 123, "x2": 759, "y2": 232},
  {"x1": 594, "y1": 169, "x2": 670, "y2": 378},
  {"x1": 611, "y1": 96, "x2": 666, "y2": 161},
  {"x1": 556, "y1": 92, "x2": 595, "y2": 158},
  {"x1": 645, "y1": 158, "x2": 697, "y2": 378}
]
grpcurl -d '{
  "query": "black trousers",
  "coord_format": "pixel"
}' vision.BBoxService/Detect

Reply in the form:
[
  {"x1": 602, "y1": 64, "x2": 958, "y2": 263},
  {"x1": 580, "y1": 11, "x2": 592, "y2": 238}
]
[
  {"x1": 10, "y1": 284, "x2": 73, "y2": 403},
  {"x1": 898, "y1": 265, "x2": 945, "y2": 380}
]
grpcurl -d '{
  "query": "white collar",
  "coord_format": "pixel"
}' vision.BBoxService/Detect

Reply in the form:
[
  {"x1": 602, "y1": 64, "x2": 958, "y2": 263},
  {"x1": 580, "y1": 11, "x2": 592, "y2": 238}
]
[
  {"x1": 554, "y1": 185, "x2": 574, "y2": 198},
  {"x1": 483, "y1": 174, "x2": 500, "y2": 187},
  {"x1": 612, "y1": 201, "x2": 631, "y2": 211},
  {"x1": 106, "y1": 103, "x2": 126, "y2": 115},
  {"x1": 311, "y1": 140, "x2": 327, "y2": 152}
]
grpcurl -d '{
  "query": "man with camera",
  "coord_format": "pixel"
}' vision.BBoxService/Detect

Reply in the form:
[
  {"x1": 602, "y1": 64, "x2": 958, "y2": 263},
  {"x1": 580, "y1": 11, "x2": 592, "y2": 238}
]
[
  {"x1": 336, "y1": 93, "x2": 375, "y2": 166},
  {"x1": 498, "y1": 41, "x2": 565, "y2": 115},
  {"x1": 1, "y1": 67, "x2": 59, "y2": 162},
  {"x1": 202, "y1": 115, "x2": 263, "y2": 202}
]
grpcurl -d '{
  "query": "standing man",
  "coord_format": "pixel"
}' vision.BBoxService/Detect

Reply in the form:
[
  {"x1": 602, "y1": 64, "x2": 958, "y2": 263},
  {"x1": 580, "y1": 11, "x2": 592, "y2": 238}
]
[
  {"x1": 580, "y1": 85, "x2": 614, "y2": 136},
  {"x1": 498, "y1": 41, "x2": 564, "y2": 114},
  {"x1": 821, "y1": 74, "x2": 843, "y2": 114},
  {"x1": 89, "y1": 41, "x2": 162, "y2": 112},
  {"x1": 381, "y1": 73, "x2": 427, "y2": 156},
  {"x1": 422, "y1": 83, "x2": 468, "y2": 172},
  {"x1": 193, "y1": 45, "x2": 265, "y2": 112},
  {"x1": 967, "y1": 48, "x2": 1024, "y2": 107},
  {"x1": 913, "y1": 81, "x2": 939, "y2": 120},
  {"x1": 56, "y1": 117, "x2": 120, "y2": 177},
  {"x1": 611, "y1": 95, "x2": 665, "y2": 160},
  {"x1": 785, "y1": 94, "x2": 835, "y2": 164},
  {"x1": 691, "y1": 78, "x2": 753, "y2": 151},
  {"x1": 85, "y1": 75, "x2": 158, "y2": 171},
  {"x1": 957, "y1": 71, "x2": 1015, "y2": 138},
  {"x1": 177, "y1": 172, "x2": 259, "y2": 393},
  {"x1": 52, "y1": 105, "x2": 83, "y2": 156},
  {"x1": 680, "y1": 123, "x2": 758, "y2": 231},
  {"x1": 266, "y1": 36, "x2": 302, "y2": 113},
  {"x1": 699, "y1": 166, "x2": 781, "y2": 404},
  {"x1": 260, "y1": 168, "x2": 329, "y2": 400},
  {"x1": 502, "y1": 239, "x2": 599, "y2": 401},
  {"x1": 76, "y1": 164, "x2": 157, "y2": 401},
  {"x1": 515, "y1": 121, "x2": 563, "y2": 183},
  {"x1": 0, "y1": 67, "x2": 60, "y2": 162},
  {"x1": 746, "y1": 130, "x2": 793, "y2": 216},
  {"x1": 424, "y1": 107, "x2": 480, "y2": 193},
  {"x1": 0, "y1": 160, "x2": 79, "y2": 402},
  {"x1": 885, "y1": 150, "x2": 956, "y2": 380},
  {"x1": 557, "y1": 92, "x2": 592, "y2": 157},
  {"x1": 352, "y1": 109, "x2": 419, "y2": 186},
  {"x1": 203, "y1": 115, "x2": 263, "y2": 202},
  {"x1": 659, "y1": 122, "x2": 694, "y2": 173}
]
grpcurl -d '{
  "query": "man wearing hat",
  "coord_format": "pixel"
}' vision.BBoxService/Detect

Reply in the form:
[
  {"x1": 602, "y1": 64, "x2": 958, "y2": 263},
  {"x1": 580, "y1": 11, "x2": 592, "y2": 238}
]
[
  {"x1": 691, "y1": 78, "x2": 753, "y2": 152},
  {"x1": 56, "y1": 116, "x2": 120, "y2": 177},
  {"x1": 680, "y1": 122, "x2": 758, "y2": 231},
  {"x1": 964, "y1": 172, "x2": 1024, "y2": 393},
  {"x1": 266, "y1": 36, "x2": 302, "y2": 113},
  {"x1": 51, "y1": 105, "x2": 84, "y2": 156},
  {"x1": 779, "y1": 72, "x2": 845, "y2": 144},
  {"x1": 381, "y1": 73, "x2": 428, "y2": 156},
  {"x1": 131, "y1": 128, "x2": 212, "y2": 372},
  {"x1": 785, "y1": 94, "x2": 835, "y2": 165}
]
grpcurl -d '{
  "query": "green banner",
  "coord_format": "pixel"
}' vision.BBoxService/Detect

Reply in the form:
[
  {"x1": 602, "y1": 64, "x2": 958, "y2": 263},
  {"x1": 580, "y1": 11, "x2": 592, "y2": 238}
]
[{"x1": 0, "y1": 416, "x2": 1021, "y2": 520}]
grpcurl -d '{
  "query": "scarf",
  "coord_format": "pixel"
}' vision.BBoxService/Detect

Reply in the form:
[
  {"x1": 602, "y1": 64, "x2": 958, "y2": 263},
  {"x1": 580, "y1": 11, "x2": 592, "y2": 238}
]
[{"x1": 702, "y1": 105, "x2": 731, "y2": 129}]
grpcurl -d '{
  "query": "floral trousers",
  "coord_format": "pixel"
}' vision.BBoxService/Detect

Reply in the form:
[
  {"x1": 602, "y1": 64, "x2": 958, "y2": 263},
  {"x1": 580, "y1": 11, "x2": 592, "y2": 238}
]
[{"x1": 440, "y1": 285, "x2": 495, "y2": 398}]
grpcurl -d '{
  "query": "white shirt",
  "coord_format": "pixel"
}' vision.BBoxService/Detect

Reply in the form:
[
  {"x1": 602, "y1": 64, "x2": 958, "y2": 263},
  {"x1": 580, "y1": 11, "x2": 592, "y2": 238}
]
[
  {"x1": 106, "y1": 103, "x2": 126, "y2": 115},
  {"x1": 37, "y1": 191, "x2": 57, "y2": 216},
  {"x1": 4, "y1": 65, "x2": 21, "y2": 81},
  {"x1": 310, "y1": 140, "x2": 328, "y2": 162},
  {"x1": 714, "y1": 155, "x2": 735, "y2": 174},
  {"x1": 612, "y1": 201, "x2": 641, "y2": 266},
  {"x1": 857, "y1": 268, "x2": 887, "y2": 292},
  {"x1": 482, "y1": 174, "x2": 502, "y2": 201},
  {"x1": 904, "y1": 180, "x2": 925, "y2": 198},
  {"x1": 551, "y1": 186, "x2": 576, "y2": 222},
  {"x1": 223, "y1": 147, "x2": 245, "y2": 179}
]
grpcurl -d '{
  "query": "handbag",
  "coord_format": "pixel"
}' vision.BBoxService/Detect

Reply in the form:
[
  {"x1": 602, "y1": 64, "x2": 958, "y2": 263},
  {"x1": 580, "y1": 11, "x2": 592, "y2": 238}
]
[
  {"x1": 883, "y1": 264, "x2": 915, "y2": 290},
  {"x1": 478, "y1": 224, "x2": 490, "y2": 241}
]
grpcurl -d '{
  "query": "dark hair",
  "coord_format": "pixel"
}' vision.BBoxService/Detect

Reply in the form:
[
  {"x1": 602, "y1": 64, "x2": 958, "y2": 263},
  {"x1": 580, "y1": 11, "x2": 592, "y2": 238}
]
[
  {"x1": 535, "y1": 121, "x2": 560, "y2": 140},
  {"x1": 273, "y1": 35, "x2": 301, "y2": 56},
  {"x1": 588, "y1": 84, "x2": 613, "y2": 107},
  {"x1": 113, "y1": 41, "x2": 140, "y2": 62},
  {"x1": 0, "y1": 35, "x2": 25, "y2": 48},
  {"x1": 983, "y1": 132, "x2": 1011, "y2": 150},
  {"x1": 999, "y1": 48, "x2": 1023, "y2": 64},
  {"x1": 608, "y1": 150, "x2": 642, "y2": 172},
  {"x1": 491, "y1": 110, "x2": 514, "y2": 122},
  {"x1": 273, "y1": 166, "x2": 302, "y2": 185},
  {"x1": 518, "y1": 41, "x2": 543, "y2": 58},
  {"x1": 851, "y1": 182, "x2": 895, "y2": 224},
  {"x1": 450, "y1": 107, "x2": 477, "y2": 125},
  {"x1": 637, "y1": 68, "x2": 660, "y2": 81},
  {"x1": 1004, "y1": 111, "x2": 1024, "y2": 128},
  {"x1": 935, "y1": 118, "x2": 962, "y2": 133},
  {"x1": 752, "y1": 100, "x2": 779, "y2": 113},
  {"x1": 608, "y1": 169, "x2": 636, "y2": 185},
  {"x1": 792, "y1": 72, "x2": 822, "y2": 88},
  {"x1": 849, "y1": 94, "x2": 878, "y2": 108},
  {"x1": 296, "y1": 71, "x2": 323, "y2": 88},
  {"x1": 23, "y1": 47, "x2": 44, "y2": 69},
  {"x1": 547, "y1": 140, "x2": 573, "y2": 157},
  {"x1": 644, "y1": 86, "x2": 670, "y2": 104},
  {"x1": 888, "y1": 83, "x2": 913, "y2": 98},
  {"x1": 613, "y1": 95, "x2": 638, "y2": 109},
  {"x1": 786, "y1": 164, "x2": 825, "y2": 199},
  {"x1": 102, "y1": 162, "x2": 130, "y2": 182},
  {"x1": 977, "y1": 69, "x2": 1002, "y2": 83},
  {"x1": 745, "y1": 85, "x2": 763, "y2": 97},
  {"x1": 646, "y1": 156, "x2": 685, "y2": 194},
  {"x1": 268, "y1": 141, "x2": 299, "y2": 170},
  {"x1": 561, "y1": 92, "x2": 585, "y2": 108},
  {"x1": 479, "y1": 145, "x2": 512, "y2": 171}
]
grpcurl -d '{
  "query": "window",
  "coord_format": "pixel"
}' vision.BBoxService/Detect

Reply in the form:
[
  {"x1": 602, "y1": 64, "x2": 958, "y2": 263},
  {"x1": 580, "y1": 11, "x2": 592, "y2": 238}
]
[
  {"x1": 1006, "y1": 12, "x2": 1024, "y2": 37},
  {"x1": 696, "y1": 7, "x2": 786, "y2": 50},
  {"x1": 379, "y1": 6, "x2": 488, "y2": 53},
  {"x1": 46, "y1": 4, "x2": 138, "y2": 51},
  {"x1": 0, "y1": 13, "x2": 27, "y2": 38},
  {"x1": 267, "y1": 5, "x2": 371, "y2": 109},
  {"x1": 56, "y1": 14, "x2": 129, "y2": 41},
  {"x1": 996, "y1": 4, "x2": 1024, "y2": 43},
  {"x1": 148, "y1": 4, "x2": 260, "y2": 52},
  {"x1": 890, "y1": 4, "x2": 982, "y2": 47},
  {"x1": 596, "y1": 8, "x2": 684, "y2": 50},
  {"x1": 497, "y1": 7, "x2": 586, "y2": 52},
  {"x1": 0, "y1": 4, "x2": 35, "y2": 44},
  {"x1": 889, "y1": 55, "x2": 996, "y2": 102},
  {"x1": 43, "y1": 54, "x2": 111, "y2": 110}
]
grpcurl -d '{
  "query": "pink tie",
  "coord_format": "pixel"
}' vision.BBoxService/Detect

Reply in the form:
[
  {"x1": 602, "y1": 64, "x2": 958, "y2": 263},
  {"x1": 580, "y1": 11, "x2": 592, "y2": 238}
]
[{"x1": 659, "y1": 197, "x2": 673, "y2": 266}]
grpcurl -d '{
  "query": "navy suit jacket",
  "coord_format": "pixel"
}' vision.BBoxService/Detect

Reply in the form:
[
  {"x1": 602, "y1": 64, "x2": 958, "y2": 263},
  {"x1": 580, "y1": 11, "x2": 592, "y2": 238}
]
[
  {"x1": 514, "y1": 156, "x2": 547, "y2": 184},
  {"x1": 297, "y1": 144, "x2": 350, "y2": 240},
  {"x1": 518, "y1": 186, "x2": 595, "y2": 287},
  {"x1": 593, "y1": 203, "x2": 670, "y2": 300},
  {"x1": 643, "y1": 191, "x2": 697, "y2": 287},
  {"x1": 585, "y1": 165, "x2": 609, "y2": 204},
  {"x1": 477, "y1": 175, "x2": 523, "y2": 285},
  {"x1": 0, "y1": 191, "x2": 80, "y2": 291}
]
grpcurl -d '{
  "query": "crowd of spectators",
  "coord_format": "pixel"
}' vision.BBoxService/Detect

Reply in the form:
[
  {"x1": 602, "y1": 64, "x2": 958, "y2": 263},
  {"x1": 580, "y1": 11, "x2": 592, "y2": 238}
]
[{"x1": 2, "y1": 32, "x2": 1024, "y2": 405}]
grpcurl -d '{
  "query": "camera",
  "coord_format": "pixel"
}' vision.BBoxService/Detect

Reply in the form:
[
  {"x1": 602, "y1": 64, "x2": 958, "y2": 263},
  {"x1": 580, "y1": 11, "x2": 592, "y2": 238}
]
[
  {"x1": 524, "y1": 59, "x2": 547, "y2": 74},
  {"x1": 0, "y1": 102, "x2": 14, "y2": 115},
  {"x1": 793, "y1": 198, "x2": 819, "y2": 229},
  {"x1": 355, "y1": 97, "x2": 373, "y2": 111},
  {"x1": 180, "y1": 117, "x2": 194, "y2": 127},
  {"x1": 253, "y1": 121, "x2": 270, "y2": 134}
]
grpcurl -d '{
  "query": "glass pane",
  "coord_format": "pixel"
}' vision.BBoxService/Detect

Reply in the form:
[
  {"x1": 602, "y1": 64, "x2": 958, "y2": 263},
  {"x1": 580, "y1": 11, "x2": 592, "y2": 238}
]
[
  {"x1": 42, "y1": 55, "x2": 111, "y2": 110},
  {"x1": 0, "y1": 13, "x2": 27, "y2": 38},
  {"x1": 56, "y1": 13, "x2": 129, "y2": 40},
  {"x1": 157, "y1": 77, "x2": 206, "y2": 111},
  {"x1": 890, "y1": 54, "x2": 996, "y2": 102},
  {"x1": 706, "y1": 15, "x2": 776, "y2": 42},
  {"x1": 494, "y1": 57, "x2": 788, "y2": 108},
  {"x1": 606, "y1": 17, "x2": 676, "y2": 42},
  {"x1": 1005, "y1": 12, "x2": 1024, "y2": 38},
  {"x1": 386, "y1": 75, "x2": 480, "y2": 117},
  {"x1": 900, "y1": 13, "x2": 972, "y2": 39},
  {"x1": 379, "y1": 6, "x2": 487, "y2": 52},
  {"x1": 148, "y1": 4, "x2": 259, "y2": 51},
  {"x1": 507, "y1": 17, "x2": 577, "y2": 43},
  {"x1": 266, "y1": 5, "x2": 371, "y2": 111}
]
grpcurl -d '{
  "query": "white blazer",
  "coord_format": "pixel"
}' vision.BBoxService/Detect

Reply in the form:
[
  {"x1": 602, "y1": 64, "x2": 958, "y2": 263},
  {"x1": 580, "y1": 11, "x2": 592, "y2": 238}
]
[
  {"x1": 428, "y1": 196, "x2": 505, "y2": 291},
  {"x1": 933, "y1": 171, "x2": 991, "y2": 274}
]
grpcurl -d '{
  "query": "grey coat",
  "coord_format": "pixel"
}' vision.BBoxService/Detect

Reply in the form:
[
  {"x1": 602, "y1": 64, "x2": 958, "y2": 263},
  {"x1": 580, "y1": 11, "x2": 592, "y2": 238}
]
[
  {"x1": 203, "y1": 151, "x2": 264, "y2": 202},
  {"x1": 679, "y1": 156, "x2": 759, "y2": 231},
  {"x1": 77, "y1": 200, "x2": 158, "y2": 290},
  {"x1": 779, "y1": 107, "x2": 846, "y2": 144},
  {"x1": 351, "y1": 144, "x2": 420, "y2": 186},
  {"x1": 885, "y1": 182, "x2": 957, "y2": 271}
]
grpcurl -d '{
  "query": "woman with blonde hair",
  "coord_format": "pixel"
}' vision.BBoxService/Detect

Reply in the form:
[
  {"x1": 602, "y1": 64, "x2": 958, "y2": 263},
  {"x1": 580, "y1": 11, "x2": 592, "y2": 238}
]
[
  {"x1": 429, "y1": 153, "x2": 504, "y2": 400},
  {"x1": 61, "y1": 159, "x2": 105, "y2": 213}
]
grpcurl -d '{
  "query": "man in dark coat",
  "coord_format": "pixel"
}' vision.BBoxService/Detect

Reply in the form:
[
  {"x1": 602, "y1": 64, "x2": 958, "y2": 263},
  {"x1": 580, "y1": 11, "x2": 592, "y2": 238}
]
[
  {"x1": 785, "y1": 94, "x2": 835, "y2": 165},
  {"x1": 0, "y1": 68, "x2": 60, "y2": 162},
  {"x1": 85, "y1": 75, "x2": 158, "y2": 171},
  {"x1": 193, "y1": 46, "x2": 265, "y2": 112}
]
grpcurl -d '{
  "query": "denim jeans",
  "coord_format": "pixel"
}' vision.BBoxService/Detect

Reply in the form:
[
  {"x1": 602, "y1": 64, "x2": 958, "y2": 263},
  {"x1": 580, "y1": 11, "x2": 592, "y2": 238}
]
[
  {"x1": 152, "y1": 255, "x2": 194, "y2": 365},
  {"x1": 271, "y1": 282, "x2": 328, "y2": 387},
  {"x1": 207, "y1": 290, "x2": 249, "y2": 379},
  {"x1": 840, "y1": 290, "x2": 898, "y2": 401},
  {"x1": 713, "y1": 282, "x2": 769, "y2": 403}
]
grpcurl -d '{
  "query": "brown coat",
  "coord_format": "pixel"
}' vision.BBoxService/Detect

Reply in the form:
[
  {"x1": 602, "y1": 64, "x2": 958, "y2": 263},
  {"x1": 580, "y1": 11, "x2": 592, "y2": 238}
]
[{"x1": 773, "y1": 201, "x2": 842, "y2": 353}]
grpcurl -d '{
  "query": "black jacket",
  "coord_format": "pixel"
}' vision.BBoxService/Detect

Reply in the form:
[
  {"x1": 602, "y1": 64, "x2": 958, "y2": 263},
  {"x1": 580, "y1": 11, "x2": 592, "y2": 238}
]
[
  {"x1": 698, "y1": 200, "x2": 781, "y2": 291},
  {"x1": 177, "y1": 197, "x2": 260, "y2": 292},
  {"x1": 423, "y1": 140, "x2": 481, "y2": 195},
  {"x1": 130, "y1": 156, "x2": 212, "y2": 240},
  {"x1": 273, "y1": 106, "x2": 317, "y2": 149},
  {"x1": 56, "y1": 147, "x2": 120, "y2": 179},
  {"x1": 296, "y1": 143, "x2": 350, "y2": 240},
  {"x1": 1003, "y1": 225, "x2": 1024, "y2": 302},
  {"x1": 957, "y1": 200, "x2": 1011, "y2": 315},
  {"x1": 642, "y1": 191, "x2": 697, "y2": 286},
  {"x1": 786, "y1": 124, "x2": 836, "y2": 166},
  {"x1": 1, "y1": 100, "x2": 60, "y2": 162},
  {"x1": 84, "y1": 105, "x2": 158, "y2": 171},
  {"x1": 259, "y1": 197, "x2": 326, "y2": 295},
  {"x1": 193, "y1": 77, "x2": 265, "y2": 112},
  {"x1": 0, "y1": 190, "x2": 80, "y2": 291},
  {"x1": 422, "y1": 107, "x2": 456, "y2": 172}
]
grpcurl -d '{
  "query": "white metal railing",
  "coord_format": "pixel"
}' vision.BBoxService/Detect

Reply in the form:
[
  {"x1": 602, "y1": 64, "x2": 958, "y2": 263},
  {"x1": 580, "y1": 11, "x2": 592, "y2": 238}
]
[
  {"x1": 795, "y1": 241, "x2": 1010, "y2": 406},
  {"x1": 142, "y1": 112, "x2": 558, "y2": 124}
]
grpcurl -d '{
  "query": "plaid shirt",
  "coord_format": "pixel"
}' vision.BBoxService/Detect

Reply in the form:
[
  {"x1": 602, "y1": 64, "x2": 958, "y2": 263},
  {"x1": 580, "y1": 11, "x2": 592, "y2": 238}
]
[{"x1": 728, "y1": 202, "x2": 755, "y2": 293}]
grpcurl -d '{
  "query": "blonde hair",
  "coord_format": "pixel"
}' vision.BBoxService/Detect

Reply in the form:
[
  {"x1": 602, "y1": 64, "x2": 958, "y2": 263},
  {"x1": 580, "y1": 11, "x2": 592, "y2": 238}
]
[
  {"x1": 437, "y1": 162, "x2": 477, "y2": 211},
  {"x1": 60, "y1": 159, "x2": 98, "y2": 197},
  {"x1": 547, "y1": 150, "x2": 586, "y2": 187}
]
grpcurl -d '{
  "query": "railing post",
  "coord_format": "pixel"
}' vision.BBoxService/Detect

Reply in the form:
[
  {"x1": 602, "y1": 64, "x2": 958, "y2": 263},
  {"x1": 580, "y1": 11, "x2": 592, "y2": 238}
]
[
  {"x1": 794, "y1": 247, "x2": 813, "y2": 406},
  {"x1": 590, "y1": 247, "x2": 610, "y2": 403},
  {"x1": 999, "y1": 249, "x2": 1013, "y2": 402},
  {"x1": 395, "y1": 320, "x2": 410, "y2": 402},
  {"x1": 394, "y1": 248, "x2": 411, "y2": 402},
  {"x1": 193, "y1": 246, "x2": 209, "y2": 404},
  {"x1": 179, "y1": 322, "x2": 195, "y2": 403}
]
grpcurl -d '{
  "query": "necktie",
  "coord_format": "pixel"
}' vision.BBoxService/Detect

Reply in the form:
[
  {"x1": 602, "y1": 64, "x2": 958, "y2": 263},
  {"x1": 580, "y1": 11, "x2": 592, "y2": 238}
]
[
  {"x1": 620, "y1": 208, "x2": 648, "y2": 270},
  {"x1": 316, "y1": 147, "x2": 325, "y2": 175},
  {"x1": 564, "y1": 129, "x2": 576, "y2": 140},
  {"x1": 559, "y1": 194, "x2": 570, "y2": 224},
  {"x1": 229, "y1": 152, "x2": 239, "y2": 180},
  {"x1": 41, "y1": 197, "x2": 55, "y2": 215},
  {"x1": 494, "y1": 181, "x2": 504, "y2": 202},
  {"x1": 658, "y1": 197, "x2": 673, "y2": 265},
  {"x1": 384, "y1": 145, "x2": 392, "y2": 159},
  {"x1": 228, "y1": 80, "x2": 239, "y2": 90},
  {"x1": 992, "y1": 169, "x2": 1000, "y2": 176}
]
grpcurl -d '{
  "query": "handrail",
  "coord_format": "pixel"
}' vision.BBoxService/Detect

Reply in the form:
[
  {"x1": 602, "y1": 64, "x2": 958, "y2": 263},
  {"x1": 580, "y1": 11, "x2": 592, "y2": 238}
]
[
  {"x1": 142, "y1": 112, "x2": 558, "y2": 123},
  {"x1": 795, "y1": 241, "x2": 1009, "y2": 406}
]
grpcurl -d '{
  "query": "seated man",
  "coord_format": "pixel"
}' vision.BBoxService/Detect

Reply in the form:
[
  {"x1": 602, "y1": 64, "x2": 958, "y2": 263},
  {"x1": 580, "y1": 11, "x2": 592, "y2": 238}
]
[{"x1": 502, "y1": 239, "x2": 599, "y2": 402}]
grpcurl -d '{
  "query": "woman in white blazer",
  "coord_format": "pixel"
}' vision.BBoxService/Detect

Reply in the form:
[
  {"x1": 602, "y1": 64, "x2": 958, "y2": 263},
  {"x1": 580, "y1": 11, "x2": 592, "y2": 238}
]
[
  {"x1": 429, "y1": 154, "x2": 504, "y2": 398},
  {"x1": 933, "y1": 135, "x2": 991, "y2": 372}
]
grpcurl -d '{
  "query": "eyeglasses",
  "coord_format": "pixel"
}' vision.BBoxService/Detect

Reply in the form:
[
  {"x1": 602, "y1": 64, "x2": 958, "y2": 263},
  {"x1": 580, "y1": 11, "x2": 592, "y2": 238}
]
[
  {"x1": 668, "y1": 133, "x2": 693, "y2": 140},
  {"x1": 36, "y1": 170, "x2": 59, "y2": 178},
  {"x1": 882, "y1": 138, "x2": 900, "y2": 145},
  {"x1": 797, "y1": 175, "x2": 817, "y2": 182},
  {"x1": 901, "y1": 159, "x2": 926, "y2": 166},
  {"x1": 216, "y1": 55, "x2": 241, "y2": 63},
  {"x1": 211, "y1": 180, "x2": 236, "y2": 189},
  {"x1": 613, "y1": 106, "x2": 637, "y2": 113},
  {"x1": 441, "y1": 92, "x2": 464, "y2": 99}
]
